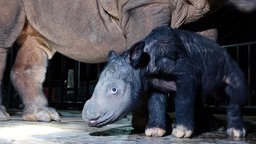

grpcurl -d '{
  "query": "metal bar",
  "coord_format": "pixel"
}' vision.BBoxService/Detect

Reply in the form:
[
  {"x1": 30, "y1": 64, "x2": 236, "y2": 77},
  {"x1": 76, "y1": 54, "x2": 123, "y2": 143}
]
[
  {"x1": 224, "y1": 42, "x2": 256, "y2": 106},
  {"x1": 222, "y1": 41, "x2": 256, "y2": 48}
]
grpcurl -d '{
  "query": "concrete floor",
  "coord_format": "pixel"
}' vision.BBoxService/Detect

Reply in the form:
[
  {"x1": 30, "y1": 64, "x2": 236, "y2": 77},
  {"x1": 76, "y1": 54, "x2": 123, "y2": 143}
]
[{"x1": 0, "y1": 110, "x2": 256, "y2": 144}]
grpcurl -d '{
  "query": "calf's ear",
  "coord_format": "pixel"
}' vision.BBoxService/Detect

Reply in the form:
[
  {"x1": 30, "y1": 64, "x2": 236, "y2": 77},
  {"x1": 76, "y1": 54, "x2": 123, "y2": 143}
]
[
  {"x1": 108, "y1": 50, "x2": 118, "y2": 62},
  {"x1": 129, "y1": 41, "x2": 150, "y2": 68}
]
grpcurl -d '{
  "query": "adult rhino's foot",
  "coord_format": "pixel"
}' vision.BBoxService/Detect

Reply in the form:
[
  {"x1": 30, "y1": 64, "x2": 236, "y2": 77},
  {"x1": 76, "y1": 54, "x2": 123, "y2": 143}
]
[
  {"x1": 22, "y1": 105, "x2": 60, "y2": 122},
  {"x1": 145, "y1": 127, "x2": 166, "y2": 137},
  {"x1": 172, "y1": 124, "x2": 193, "y2": 138},
  {"x1": 0, "y1": 105, "x2": 10, "y2": 121},
  {"x1": 227, "y1": 127, "x2": 246, "y2": 138}
]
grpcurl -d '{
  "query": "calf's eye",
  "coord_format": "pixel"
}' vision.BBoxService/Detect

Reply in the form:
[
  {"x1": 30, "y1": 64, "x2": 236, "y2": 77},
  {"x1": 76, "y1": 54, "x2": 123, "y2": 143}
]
[{"x1": 111, "y1": 87, "x2": 118, "y2": 94}]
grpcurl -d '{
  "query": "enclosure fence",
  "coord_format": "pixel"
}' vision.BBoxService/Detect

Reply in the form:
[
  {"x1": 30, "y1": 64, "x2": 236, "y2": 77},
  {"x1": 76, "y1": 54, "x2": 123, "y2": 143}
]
[
  {"x1": 2, "y1": 41, "x2": 256, "y2": 111},
  {"x1": 223, "y1": 41, "x2": 256, "y2": 107}
]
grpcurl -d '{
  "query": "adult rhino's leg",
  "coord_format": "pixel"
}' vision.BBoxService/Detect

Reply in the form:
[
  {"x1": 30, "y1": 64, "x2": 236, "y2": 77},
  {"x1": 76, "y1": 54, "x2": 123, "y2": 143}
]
[
  {"x1": 0, "y1": 48, "x2": 11, "y2": 121},
  {"x1": 10, "y1": 35, "x2": 60, "y2": 122}
]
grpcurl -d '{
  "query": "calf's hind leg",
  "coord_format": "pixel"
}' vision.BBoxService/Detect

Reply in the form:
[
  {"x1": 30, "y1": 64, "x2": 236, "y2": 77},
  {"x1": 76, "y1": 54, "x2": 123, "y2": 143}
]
[
  {"x1": 225, "y1": 71, "x2": 248, "y2": 138},
  {"x1": 10, "y1": 35, "x2": 60, "y2": 122},
  {"x1": 0, "y1": 48, "x2": 10, "y2": 120}
]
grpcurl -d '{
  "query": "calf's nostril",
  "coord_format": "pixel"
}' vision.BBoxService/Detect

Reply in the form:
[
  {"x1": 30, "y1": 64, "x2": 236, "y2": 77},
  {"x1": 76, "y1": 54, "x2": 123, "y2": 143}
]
[{"x1": 89, "y1": 120, "x2": 98, "y2": 126}]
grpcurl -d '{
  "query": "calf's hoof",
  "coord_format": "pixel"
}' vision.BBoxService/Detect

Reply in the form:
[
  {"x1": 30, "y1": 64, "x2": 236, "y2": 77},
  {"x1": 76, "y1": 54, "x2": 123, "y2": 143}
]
[
  {"x1": 0, "y1": 105, "x2": 10, "y2": 121},
  {"x1": 172, "y1": 124, "x2": 193, "y2": 138},
  {"x1": 145, "y1": 127, "x2": 166, "y2": 137},
  {"x1": 227, "y1": 127, "x2": 246, "y2": 138},
  {"x1": 23, "y1": 105, "x2": 60, "y2": 122}
]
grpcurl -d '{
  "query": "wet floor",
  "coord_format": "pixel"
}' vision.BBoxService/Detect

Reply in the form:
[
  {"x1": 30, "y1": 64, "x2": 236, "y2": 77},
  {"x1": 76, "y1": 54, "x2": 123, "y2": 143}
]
[{"x1": 0, "y1": 110, "x2": 256, "y2": 144}]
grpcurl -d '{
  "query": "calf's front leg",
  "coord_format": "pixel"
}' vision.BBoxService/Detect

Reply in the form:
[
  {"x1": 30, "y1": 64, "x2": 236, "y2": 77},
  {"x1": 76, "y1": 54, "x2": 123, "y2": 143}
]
[
  {"x1": 10, "y1": 36, "x2": 60, "y2": 122},
  {"x1": 172, "y1": 75, "x2": 197, "y2": 138},
  {"x1": 145, "y1": 92, "x2": 167, "y2": 137}
]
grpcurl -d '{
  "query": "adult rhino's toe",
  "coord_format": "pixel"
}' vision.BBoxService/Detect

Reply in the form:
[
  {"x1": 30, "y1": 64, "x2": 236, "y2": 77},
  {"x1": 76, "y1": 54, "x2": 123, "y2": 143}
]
[
  {"x1": 22, "y1": 105, "x2": 60, "y2": 122},
  {"x1": 0, "y1": 105, "x2": 10, "y2": 121}
]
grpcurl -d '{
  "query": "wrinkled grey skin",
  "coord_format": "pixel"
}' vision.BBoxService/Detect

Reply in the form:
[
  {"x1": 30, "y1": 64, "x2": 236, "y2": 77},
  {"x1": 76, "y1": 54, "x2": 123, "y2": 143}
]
[
  {"x1": 83, "y1": 56, "x2": 143, "y2": 127},
  {"x1": 0, "y1": 0, "x2": 255, "y2": 122}
]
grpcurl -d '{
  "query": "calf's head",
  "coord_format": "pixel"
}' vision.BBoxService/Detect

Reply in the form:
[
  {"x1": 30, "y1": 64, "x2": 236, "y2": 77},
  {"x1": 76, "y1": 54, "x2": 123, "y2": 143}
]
[{"x1": 82, "y1": 41, "x2": 150, "y2": 127}]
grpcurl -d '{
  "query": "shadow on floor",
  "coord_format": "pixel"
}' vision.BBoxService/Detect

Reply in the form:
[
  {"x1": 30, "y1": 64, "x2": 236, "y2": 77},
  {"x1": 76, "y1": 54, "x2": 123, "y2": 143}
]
[{"x1": 0, "y1": 109, "x2": 255, "y2": 144}]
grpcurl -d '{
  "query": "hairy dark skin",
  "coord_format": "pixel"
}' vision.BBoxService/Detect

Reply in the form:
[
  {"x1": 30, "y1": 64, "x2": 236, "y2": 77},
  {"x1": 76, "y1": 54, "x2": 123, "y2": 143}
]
[{"x1": 83, "y1": 26, "x2": 248, "y2": 138}]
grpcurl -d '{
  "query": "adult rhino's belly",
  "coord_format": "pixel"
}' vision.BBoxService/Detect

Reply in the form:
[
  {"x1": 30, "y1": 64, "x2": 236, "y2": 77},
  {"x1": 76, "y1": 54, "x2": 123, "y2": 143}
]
[
  {"x1": 30, "y1": 18, "x2": 127, "y2": 63},
  {"x1": 28, "y1": 16, "x2": 127, "y2": 63},
  {"x1": 50, "y1": 40, "x2": 126, "y2": 63},
  {"x1": 24, "y1": 0, "x2": 127, "y2": 63}
]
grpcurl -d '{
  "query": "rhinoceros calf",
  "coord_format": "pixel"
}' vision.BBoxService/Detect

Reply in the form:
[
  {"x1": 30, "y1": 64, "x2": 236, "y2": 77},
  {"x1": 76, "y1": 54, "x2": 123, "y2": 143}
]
[{"x1": 82, "y1": 26, "x2": 248, "y2": 138}]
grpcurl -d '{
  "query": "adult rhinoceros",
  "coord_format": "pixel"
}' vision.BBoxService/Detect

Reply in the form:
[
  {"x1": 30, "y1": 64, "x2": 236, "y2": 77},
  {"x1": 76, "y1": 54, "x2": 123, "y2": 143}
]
[{"x1": 0, "y1": 0, "x2": 255, "y2": 121}]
